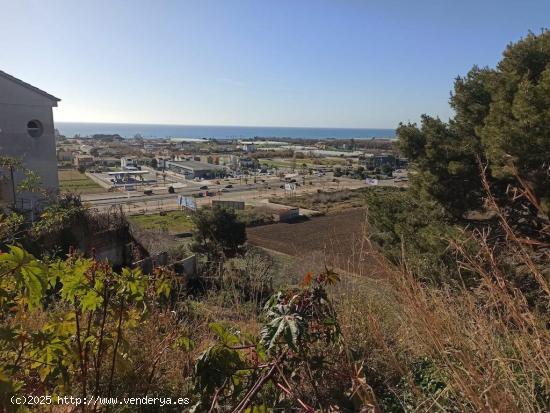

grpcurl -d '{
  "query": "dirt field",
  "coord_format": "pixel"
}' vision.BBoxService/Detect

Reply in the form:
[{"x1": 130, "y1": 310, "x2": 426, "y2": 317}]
[{"x1": 247, "y1": 208, "x2": 384, "y2": 276}]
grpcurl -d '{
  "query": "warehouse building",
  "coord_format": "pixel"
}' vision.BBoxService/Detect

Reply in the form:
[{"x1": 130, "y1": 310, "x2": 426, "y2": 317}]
[{"x1": 166, "y1": 159, "x2": 223, "y2": 179}]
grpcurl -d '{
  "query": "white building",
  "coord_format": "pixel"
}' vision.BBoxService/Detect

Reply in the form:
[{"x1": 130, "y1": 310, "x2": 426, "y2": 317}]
[
  {"x1": 240, "y1": 143, "x2": 257, "y2": 153},
  {"x1": 0, "y1": 71, "x2": 60, "y2": 208},
  {"x1": 121, "y1": 157, "x2": 138, "y2": 170},
  {"x1": 154, "y1": 156, "x2": 168, "y2": 169}
]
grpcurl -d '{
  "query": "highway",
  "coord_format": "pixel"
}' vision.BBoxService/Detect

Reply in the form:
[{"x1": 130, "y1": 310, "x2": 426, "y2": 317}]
[{"x1": 80, "y1": 174, "x2": 369, "y2": 214}]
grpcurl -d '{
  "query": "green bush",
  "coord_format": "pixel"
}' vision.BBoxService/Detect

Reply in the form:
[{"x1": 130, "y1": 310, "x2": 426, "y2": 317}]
[{"x1": 365, "y1": 188, "x2": 467, "y2": 285}]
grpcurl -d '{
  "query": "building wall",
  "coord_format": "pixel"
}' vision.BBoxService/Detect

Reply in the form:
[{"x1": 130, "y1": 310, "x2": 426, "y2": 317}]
[
  {"x1": 167, "y1": 161, "x2": 221, "y2": 179},
  {"x1": 278, "y1": 207, "x2": 300, "y2": 222},
  {"x1": 0, "y1": 76, "x2": 58, "y2": 205},
  {"x1": 74, "y1": 156, "x2": 94, "y2": 168},
  {"x1": 167, "y1": 162, "x2": 195, "y2": 178},
  {"x1": 57, "y1": 149, "x2": 74, "y2": 162}
]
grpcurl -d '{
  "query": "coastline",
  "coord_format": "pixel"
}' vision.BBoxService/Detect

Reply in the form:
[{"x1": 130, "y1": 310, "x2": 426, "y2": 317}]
[{"x1": 56, "y1": 121, "x2": 396, "y2": 140}]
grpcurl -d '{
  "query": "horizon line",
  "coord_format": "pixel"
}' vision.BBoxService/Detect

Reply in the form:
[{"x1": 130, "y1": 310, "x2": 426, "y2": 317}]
[{"x1": 54, "y1": 120, "x2": 397, "y2": 131}]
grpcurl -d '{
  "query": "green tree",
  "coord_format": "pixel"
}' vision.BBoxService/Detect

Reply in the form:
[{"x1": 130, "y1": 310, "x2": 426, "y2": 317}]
[
  {"x1": 398, "y1": 30, "x2": 550, "y2": 217},
  {"x1": 479, "y1": 31, "x2": 550, "y2": 213},
  {"x1": 398, "y1": 115, "x2": 483, "y2": 217},
  {"x1": 191, "y1": 206, "x2": 246, "y2": 259}
]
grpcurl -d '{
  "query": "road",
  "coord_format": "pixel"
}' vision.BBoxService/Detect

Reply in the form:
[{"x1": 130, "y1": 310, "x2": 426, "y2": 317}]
[{"x1": 80, "y1": 174, "x2": 372, "y2": 215}]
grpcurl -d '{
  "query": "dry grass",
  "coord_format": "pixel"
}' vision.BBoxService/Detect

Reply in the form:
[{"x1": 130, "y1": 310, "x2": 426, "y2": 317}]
[
  {"x1": 269, "y1": 187, "x2": 398, "y2": 214},
  {"x1": 327, "y1": 199, "x2": 550, "y2": 411},
  {"x1": 127, "y1": 210, "x2": 195, "y2": 234},
  {"x1": 120, "y1": 295, "x2": 260, "y2": 398}
]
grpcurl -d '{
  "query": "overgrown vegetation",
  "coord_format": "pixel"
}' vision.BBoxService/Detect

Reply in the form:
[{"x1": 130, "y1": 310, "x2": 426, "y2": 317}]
[
  {"x1": 357, "y1": 30, "x2": 550, "y2": 411},
  {"x1": 1, "y1": 31, "x2": 549, "y2": 412},
  {"x1": 270, "y1": 187, "x2": 391, "y2": 213},
  {"x1": 128, "y1": 210, "x2": 195, "y2": 234}
]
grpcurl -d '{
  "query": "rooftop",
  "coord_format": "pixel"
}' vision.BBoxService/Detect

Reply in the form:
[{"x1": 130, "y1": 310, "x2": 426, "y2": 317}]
[
  {"x1": 0, "y1": 70, "x2": 61, "y2": 102},
  {"x1": 167, "y1": 159, "x2": 221, "y2": 171}
]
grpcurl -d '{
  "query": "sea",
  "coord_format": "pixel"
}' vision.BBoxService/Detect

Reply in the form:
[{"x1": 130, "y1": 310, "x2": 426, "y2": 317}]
[{"x1": 56, "y1": 122, "x2": 396, "y2": 140}]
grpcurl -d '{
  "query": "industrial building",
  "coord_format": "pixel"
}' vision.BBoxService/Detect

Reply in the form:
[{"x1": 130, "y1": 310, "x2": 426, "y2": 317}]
[
  {"x1": 166, "y1": 159, "x2": 223, "y2": 179},
  {"x1": 362, "y1": 153, "x2": 408, "y2": 169}
]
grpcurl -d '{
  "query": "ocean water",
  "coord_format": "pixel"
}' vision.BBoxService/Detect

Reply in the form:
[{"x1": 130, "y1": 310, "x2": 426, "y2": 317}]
[{"x1": 56, "y1": 122, "x2": 396, "y2": 140}]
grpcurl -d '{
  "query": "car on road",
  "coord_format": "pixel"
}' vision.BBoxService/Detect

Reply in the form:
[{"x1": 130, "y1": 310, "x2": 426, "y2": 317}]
[
  {"x1": 225, "y1": 184, "x2": 233, "y2": 188},
  {"x1": 221, "y1": 188, "x2": 230, "y2": 192},
  {"x1": 143, "y1": 189, "x2": 153, "y2": 195},
  {"x1": 199, "y1": 185, "x2": 208, "y2": 190},
  {"x1": 206, "y1": 191, "x2": 215, "y2": 196}
]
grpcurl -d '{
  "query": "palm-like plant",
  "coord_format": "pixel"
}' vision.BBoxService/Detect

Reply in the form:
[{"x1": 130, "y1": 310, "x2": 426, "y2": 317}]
[{"x1": 0, "y1": 156, "x2": 23, "y2": 209}]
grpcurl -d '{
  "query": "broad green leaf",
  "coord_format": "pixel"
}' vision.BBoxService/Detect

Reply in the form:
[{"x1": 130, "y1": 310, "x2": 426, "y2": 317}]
[{"x1": 80, "y1": 290, "x2": 103, "y2": 311}]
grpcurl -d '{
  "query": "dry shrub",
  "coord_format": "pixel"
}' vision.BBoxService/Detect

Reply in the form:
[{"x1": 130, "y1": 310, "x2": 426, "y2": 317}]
[
  {"x1": 331, "y1": 188, "x2": 550, "y2": 411},
  {"x1": 117, "y1": 289, "x2": 261, "y2": 402}
]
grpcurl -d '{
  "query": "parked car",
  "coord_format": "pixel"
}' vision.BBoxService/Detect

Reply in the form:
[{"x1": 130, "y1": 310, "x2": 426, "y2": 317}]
[
  {"x1": 221, "y1": 188, "x2": 230, "y2": 192},
  {"x1": 206, "y1": 191, "x2": 215, "y2": 196},
  {"x1": 199, "y1": 185, "x2": 208, "y2": 190},
  {"x1": 143, "y1": 189, "x2": 153, "y2": 195},
  {"x1": 225, "y1": 184, "x2": 233, "y2": 188}
]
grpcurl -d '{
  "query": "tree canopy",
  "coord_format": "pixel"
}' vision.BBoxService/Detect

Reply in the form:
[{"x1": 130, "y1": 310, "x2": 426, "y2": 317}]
[
  {"x1": 398, "y1": 30, "x2": 550, "y2": 217},
  {"x1": 191, "y1": 206, "x2": 247, "y2": 259}
]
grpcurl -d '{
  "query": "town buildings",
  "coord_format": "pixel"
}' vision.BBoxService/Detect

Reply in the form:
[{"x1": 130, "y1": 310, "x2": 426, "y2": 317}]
[{"x1": 73, "y1": 154, "x2": 95, "y2": 169}]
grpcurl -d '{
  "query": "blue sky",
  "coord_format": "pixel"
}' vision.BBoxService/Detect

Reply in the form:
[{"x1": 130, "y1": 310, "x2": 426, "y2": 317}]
[{"x1": 1, "y1": 0, "x2": 549, "y2": 128}]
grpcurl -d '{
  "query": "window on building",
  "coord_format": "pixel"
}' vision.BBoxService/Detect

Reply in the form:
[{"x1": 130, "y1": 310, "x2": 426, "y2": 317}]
[{"x1": 27, "y1": 120, "x2": 43, "y2": 138}]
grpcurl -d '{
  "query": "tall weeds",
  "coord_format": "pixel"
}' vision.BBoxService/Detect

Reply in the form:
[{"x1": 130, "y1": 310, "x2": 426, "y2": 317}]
[{"x1": 332, "y1": 176, "x2": 550, "y2": 411}]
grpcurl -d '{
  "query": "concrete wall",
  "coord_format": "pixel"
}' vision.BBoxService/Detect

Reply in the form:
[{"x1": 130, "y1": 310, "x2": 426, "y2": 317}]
[{"x1": 0, "y1": 75, "x2": 59, "y2": 205}]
